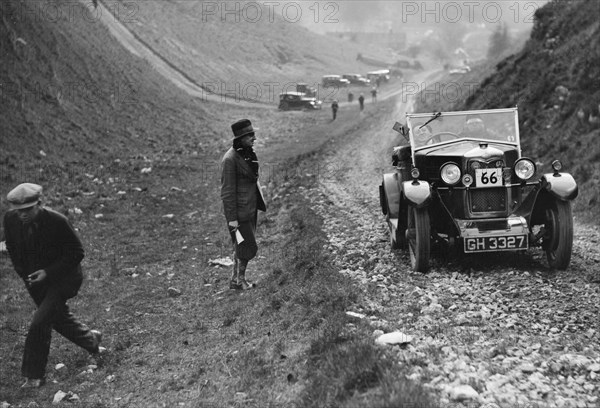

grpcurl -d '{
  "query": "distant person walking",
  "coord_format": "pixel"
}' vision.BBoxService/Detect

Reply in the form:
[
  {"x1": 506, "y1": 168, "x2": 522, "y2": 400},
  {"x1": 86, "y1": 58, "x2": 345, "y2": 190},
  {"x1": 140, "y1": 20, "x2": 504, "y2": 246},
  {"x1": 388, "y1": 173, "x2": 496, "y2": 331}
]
[
  {"x1": 3, "y1": 183, "x2": 103, "y2": 389},
  {"x1": 358, "y1": 94, "x2": 365, "y2": 111},
  {"x1": 221, "y1": 119, "x2": 267, "y2": 290},
  {"x1": 371, "y1": 87, "x2": 377, "y2": 103},
  {"x1": 331, "y1": 100, "x2": 339, "y2": 120}
]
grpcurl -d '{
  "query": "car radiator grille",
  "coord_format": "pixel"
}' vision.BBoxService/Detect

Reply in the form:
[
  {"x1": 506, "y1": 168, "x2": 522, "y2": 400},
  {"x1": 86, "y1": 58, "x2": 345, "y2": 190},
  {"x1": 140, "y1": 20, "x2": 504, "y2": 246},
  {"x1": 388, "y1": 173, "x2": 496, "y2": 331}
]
[{"x1": 470, "y1": 188, "x2": 506, "y2": 213}]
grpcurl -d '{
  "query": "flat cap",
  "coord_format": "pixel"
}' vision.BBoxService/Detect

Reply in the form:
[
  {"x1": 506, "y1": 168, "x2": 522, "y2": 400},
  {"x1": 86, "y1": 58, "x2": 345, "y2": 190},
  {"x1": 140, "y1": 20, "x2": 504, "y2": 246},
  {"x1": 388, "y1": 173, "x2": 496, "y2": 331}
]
[{"x1": 7, "y1": 183, "x2": 43, "y2": 210}]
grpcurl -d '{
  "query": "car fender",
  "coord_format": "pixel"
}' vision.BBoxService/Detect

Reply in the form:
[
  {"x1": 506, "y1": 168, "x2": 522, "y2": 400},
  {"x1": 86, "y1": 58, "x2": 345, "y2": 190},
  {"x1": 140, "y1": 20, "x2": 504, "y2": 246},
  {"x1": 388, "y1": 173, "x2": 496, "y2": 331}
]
[
  {"x1": 381, "y1": 173, "x2": 401, "y2": 218},
  {"x1": 542, "y1": 172, "x2": 578, "y2": 201},
  {"x1": 402, "y1": 180, "x2": 432, "y2": 208}
]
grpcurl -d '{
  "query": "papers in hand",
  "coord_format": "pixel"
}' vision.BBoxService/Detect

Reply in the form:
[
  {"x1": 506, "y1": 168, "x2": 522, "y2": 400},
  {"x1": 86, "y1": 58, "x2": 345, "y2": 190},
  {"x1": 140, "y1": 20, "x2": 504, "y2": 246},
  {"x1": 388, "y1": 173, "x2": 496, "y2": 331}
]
[{"x1": 235, "y1": 229, "x2": 244, "y2": 244}]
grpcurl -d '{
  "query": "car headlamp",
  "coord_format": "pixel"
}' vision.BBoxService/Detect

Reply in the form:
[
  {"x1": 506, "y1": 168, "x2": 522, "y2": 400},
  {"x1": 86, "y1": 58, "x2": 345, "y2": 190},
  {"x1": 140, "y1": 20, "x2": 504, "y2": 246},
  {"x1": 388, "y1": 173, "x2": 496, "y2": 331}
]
[
  {"x1": 514, "y1": 158, "x2": 536, "y2": 181},
  {"x1": 440, "y1": 163, "x2": 461, "y2": 185},
  {"x1": 410, "y1": 167, "x2": 420, "y2": 179}
]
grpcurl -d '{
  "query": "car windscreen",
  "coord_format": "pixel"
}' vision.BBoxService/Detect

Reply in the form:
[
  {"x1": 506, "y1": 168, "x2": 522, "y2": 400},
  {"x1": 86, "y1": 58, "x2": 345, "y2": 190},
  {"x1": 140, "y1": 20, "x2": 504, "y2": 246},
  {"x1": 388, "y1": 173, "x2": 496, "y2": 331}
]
[{"x1": 407, "y1": 109, "x2": 519, "y2": 150}]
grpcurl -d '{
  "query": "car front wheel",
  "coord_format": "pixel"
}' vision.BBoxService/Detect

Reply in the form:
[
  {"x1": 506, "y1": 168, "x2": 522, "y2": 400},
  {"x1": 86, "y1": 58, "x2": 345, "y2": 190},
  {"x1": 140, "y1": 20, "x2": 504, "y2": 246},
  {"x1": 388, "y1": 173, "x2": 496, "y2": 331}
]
[
  {"x1": 407, "y1": 206, "x2": 430, "y2": 272},
  {"x1": 543, "y1": 200, "x2": 573, "y2": 270}
]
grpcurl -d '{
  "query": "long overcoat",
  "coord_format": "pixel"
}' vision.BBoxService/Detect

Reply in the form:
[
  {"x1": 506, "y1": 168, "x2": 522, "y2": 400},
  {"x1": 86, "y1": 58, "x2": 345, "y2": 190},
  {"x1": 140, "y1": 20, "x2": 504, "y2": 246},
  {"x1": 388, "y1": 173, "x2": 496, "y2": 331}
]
[{"x1": 220, "y1": 147, "x2": 266, "y2": 223}]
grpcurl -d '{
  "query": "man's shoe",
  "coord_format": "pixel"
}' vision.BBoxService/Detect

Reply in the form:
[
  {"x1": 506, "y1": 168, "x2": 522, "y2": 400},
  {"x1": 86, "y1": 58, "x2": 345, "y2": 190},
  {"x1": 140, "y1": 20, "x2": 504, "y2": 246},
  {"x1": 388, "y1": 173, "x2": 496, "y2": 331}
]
[
  {"x1": 238, "y1": 278, "x2": 255, "y2": 290},
  {"x1": 90, "y1": 330, "x2": 103, "y2": 354},
  {"x1": 229, "y1": 280, "x2": 242, "y2": 290},
  {"x1": 21, "y1": 378, "x2": 45, "y2": 388}
]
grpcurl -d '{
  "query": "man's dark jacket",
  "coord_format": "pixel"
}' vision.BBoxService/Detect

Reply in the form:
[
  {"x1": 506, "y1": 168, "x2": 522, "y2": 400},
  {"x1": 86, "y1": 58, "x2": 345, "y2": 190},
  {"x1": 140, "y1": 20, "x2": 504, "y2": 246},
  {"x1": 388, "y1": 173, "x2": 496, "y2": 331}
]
[{"x1": 4, "y1": 207, "x2": 84, "y2": 298}]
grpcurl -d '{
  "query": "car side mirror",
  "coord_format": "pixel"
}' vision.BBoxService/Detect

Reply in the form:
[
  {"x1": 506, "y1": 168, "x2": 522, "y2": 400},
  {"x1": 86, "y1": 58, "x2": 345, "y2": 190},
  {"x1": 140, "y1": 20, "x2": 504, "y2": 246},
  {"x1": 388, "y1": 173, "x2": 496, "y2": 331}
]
[{"x1": 392, "y1": 122, "x2": 410, "y2": 142}]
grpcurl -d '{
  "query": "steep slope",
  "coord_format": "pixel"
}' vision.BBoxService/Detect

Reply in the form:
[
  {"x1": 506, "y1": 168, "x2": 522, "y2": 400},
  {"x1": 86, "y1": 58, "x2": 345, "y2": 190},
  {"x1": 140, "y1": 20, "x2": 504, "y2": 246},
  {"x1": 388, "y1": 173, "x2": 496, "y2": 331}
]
[
  {"x1": 0, "y1": 0, "x2": 221, "y2": 199},
  {"x1": 465, "y1": 0, "x2": 599, "y2": 218},
  {"x1": 417, "y1": 0, "x2": 599, "y2": 219}
]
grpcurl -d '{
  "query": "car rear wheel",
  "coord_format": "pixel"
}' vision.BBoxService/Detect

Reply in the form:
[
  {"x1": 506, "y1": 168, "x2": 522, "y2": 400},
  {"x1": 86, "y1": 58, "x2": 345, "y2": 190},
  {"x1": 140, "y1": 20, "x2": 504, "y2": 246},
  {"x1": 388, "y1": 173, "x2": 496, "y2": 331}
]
[
  {"x1": 280, "y1": 102, "x2": 289, "y2": 110},
  {"x1": 543, "y1": 200, "x2": 573, "y2": 270},
  {"x1": 407, "y1": 206, "x2": 430, "y2": 272}
]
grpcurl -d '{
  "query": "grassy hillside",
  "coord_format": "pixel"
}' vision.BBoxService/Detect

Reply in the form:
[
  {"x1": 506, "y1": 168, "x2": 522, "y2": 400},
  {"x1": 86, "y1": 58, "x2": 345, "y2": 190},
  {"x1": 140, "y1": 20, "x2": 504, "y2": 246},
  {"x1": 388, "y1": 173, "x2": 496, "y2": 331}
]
[
  {"x1": 107, "y1": 0, "x2": 394, "y2": 101},
  {"x1": 416, "y1": 0, "x2": 600, "y2": 221},
  {"x1": 0, "y1": 0, "x2": 226, "y2": 200}
]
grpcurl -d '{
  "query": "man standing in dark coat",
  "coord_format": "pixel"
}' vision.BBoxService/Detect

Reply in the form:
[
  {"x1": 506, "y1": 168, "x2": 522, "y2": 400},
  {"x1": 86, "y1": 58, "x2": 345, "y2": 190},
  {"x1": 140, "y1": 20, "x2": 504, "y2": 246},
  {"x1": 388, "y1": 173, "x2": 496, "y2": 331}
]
[
  {"x1": 221, "y1": 119, "x2": 267, "y2": 290},
  {"x1": 3, "y1": 183, "x2": 103, "y2": 388},
  {"x1": 331, "y1": 100, "x2": 339, "y2": 120}
]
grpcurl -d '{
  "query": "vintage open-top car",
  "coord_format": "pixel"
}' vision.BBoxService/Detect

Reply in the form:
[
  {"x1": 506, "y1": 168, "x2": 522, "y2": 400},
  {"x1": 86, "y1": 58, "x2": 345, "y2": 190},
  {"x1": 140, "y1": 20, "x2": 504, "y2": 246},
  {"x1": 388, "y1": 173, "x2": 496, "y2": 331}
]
[{"x1": 379, "y1": 108, "x2": 578, "y2": 272}]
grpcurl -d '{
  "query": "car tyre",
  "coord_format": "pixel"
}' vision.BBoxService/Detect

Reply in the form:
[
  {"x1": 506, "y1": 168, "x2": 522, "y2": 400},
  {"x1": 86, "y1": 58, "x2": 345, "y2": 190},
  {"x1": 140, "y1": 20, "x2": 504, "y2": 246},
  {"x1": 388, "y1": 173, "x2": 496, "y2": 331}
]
[
  {"x1": 388, "y1": 215, "x2": 407, "y2": 250},
  {"x1": 407, "y1": 206, "x2": 430, "y2": 272},
  {"x1": 543, "y1": 200, "x2": 573, "y2": 270},
  {"x1": 280, "y1": 102, "x2": 289, "y2": 110}
]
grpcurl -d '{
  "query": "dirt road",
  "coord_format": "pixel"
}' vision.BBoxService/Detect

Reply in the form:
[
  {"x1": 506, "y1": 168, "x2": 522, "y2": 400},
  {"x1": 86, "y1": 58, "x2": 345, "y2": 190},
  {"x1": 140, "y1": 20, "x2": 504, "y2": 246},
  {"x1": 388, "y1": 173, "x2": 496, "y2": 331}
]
[
  {"x1": 295, "y1": 75, "x2": 600, "y2": 406},
  {"x1": 93, "y1": 0, "x2": 267, "y2": 106}
]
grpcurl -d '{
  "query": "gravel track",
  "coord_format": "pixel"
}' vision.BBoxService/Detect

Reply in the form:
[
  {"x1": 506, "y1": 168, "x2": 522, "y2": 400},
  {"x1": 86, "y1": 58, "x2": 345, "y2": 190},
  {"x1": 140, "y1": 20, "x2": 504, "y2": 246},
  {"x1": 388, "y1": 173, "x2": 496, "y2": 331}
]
[{"x1": 298, "y1": 85, "x2": 600, "y2": 407}]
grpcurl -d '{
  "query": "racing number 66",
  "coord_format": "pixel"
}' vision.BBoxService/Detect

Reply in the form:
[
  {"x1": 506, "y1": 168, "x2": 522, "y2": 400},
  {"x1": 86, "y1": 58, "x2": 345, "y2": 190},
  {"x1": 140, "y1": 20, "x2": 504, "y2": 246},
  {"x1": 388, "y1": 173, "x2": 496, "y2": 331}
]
[
  {"x1": 475, "y1": 168, "x2": 502, "y2": 188},
  {"x1": 480, "y1": 170, "x2": 498, "y2": 185}
]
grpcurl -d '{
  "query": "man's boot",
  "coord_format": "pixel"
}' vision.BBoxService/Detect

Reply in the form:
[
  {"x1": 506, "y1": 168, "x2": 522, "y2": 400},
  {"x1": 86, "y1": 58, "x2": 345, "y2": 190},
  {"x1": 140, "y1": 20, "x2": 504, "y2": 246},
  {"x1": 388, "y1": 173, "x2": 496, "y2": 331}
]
[
  {"x1": 237, "y1": 260, "x2": 254, "y2": 290},
  {"x1": 229, "y1": 258, "x2": 241, "y2": 290}
]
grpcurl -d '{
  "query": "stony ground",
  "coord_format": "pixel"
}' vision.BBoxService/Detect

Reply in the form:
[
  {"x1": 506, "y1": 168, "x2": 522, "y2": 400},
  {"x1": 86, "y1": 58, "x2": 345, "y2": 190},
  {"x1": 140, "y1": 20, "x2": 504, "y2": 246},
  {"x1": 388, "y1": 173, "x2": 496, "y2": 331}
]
[{"x1": 294, "y1": 90, "x2": 600, "y2": 407}]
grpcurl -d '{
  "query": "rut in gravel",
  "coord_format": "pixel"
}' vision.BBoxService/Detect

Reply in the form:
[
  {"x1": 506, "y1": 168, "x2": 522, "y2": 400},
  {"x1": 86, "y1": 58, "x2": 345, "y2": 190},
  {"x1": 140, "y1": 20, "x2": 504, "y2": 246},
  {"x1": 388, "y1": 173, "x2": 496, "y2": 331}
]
[{"x1": 298, "y1": 92, "x2": 600, "y2": 406}]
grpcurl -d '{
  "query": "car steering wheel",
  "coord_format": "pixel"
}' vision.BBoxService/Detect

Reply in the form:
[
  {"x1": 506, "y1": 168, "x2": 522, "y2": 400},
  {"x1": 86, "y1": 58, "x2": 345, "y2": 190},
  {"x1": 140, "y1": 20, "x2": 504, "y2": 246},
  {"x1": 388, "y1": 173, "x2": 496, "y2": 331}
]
[{"x1": 425, "y1": 131, "x2": 460, "y2": 144}]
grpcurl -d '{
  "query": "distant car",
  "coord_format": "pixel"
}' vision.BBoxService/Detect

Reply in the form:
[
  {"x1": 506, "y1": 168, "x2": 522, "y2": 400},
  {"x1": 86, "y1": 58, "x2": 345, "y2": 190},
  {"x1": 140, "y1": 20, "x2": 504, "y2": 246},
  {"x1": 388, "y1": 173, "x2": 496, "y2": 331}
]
[
  {"x1": 367, "y1": 69, "x2": 391, "y2": 83},
  {"x1": 342, "y1": 74, "x2": 370, "y2": 86},
  {"x1": 449, "y1": 66, "x2": 471, "y2": 75},
  {"x1": 394, "y1": 59, "x2": 423, "y2": 70},
  {"x1": 380, "y1": 108, "x2": 578, "y2": 272},
  {"x1": 278, "y1": 92, "x2": 322, "y2": 111},
  {"x1": 296, "y1": 83, "x2": 317, "y2": 97},
  {"x1": 322, "y1": 75, "x2": 350, "y2": 88}
]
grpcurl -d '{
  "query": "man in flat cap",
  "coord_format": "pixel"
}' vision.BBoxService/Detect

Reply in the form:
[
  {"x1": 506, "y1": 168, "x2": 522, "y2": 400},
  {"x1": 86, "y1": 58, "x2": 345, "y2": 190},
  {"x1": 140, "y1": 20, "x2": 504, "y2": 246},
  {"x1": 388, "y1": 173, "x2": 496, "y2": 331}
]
[
  {"x1": 221, "y1": 119, "x2": 267, "y2": 290},
  {"x1": 3, "y1": 183, "x2": 103, "y2": 388}
]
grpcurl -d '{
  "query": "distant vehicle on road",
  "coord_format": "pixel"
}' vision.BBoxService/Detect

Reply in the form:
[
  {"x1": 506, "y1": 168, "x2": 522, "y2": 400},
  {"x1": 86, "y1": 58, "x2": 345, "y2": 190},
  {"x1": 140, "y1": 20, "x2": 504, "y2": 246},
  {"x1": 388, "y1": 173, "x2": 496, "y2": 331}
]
[
  {"x1": 296, "y1": 83, "x2": 317, "y2": 97},
  {"x1": 367, "y1": 69, "x2": 391, "y2": 83},
  {"x1": 342, "y1": 74, "x2": 370, "y2": 86},
  {"x1": 380, "y1": 108, "x2": 578, "y2": 272},
  {"x1": 321, "y1": 75, "x2": 350, "y2": 88},
  {"x1": 448, "y1": 66, "x2": 471, "y2": 75},
  {"x1": 394, "y1": 59, "x2": 423, "y2": 70},
  {"x1": 278, "y1": 92, "x2": 322, "y2": 111}
]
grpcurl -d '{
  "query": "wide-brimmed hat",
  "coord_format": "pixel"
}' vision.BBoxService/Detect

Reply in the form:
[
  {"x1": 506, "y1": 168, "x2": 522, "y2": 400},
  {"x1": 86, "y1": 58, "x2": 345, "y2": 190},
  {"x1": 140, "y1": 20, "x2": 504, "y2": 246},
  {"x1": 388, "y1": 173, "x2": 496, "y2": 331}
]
[
  {"x1": 231, "y1": 119, "x2": 258, "y2": 139},
  {"x1": 7, "y1": 183, "x2": 43, "y2": 210}
]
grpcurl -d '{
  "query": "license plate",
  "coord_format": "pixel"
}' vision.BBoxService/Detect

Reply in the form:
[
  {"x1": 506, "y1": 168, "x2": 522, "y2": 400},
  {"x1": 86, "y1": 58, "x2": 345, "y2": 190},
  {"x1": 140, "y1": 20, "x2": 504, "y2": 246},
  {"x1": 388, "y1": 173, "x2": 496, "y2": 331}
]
[
  {"x1": 475, "y1": 168, "x2": 503, "y2": 188},
  {"x1": 464, "y1": 235, "x2": 528, "y2": 253}
]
